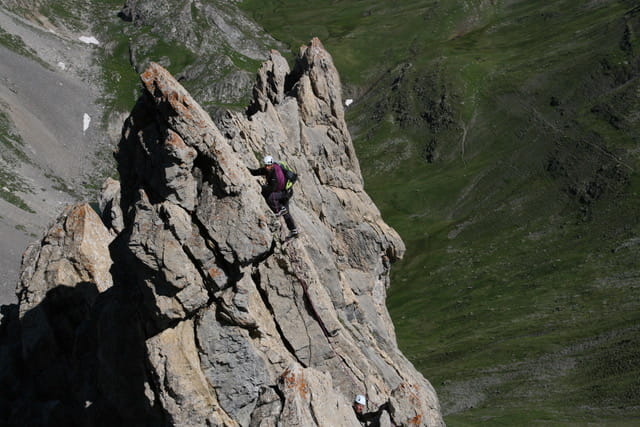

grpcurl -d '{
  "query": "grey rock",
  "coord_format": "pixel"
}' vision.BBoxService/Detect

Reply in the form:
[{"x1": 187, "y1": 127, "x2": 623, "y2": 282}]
[
  {"x1": 126, "y1": 194, "x2": 208, "y2": 325},
  {"x1": 120, "y1": 0, "x2": 272, "y2": 60},
  {"x1": 0, "y1": 39, "x2": 444, "y2": 426},
  {"x1": 249, "y1": 50, "x2": 290, "y2": 114},
  {"x1": 197, "y1": 305, "x2": 269, "y2": 426},
  {"x1": 17, "y1": 203, "x2": 114, "y2": 316},
  {"x1": 147, "y1": 319, "x2": 232, "y2": 426},
  {"x1": 249, "y1": 386, "x2": 282, "y2": 427},
  {"x1": 276, "y1": 364, "x2": 359, "y2": 426},
  {"x1": 98, "y1": 177, "x2": 124, "y2": 234}
]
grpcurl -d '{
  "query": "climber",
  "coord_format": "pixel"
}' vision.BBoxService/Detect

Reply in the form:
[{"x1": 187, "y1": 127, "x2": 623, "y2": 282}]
[
  {"x1": 249, "y1": 155, "x2": 298, "y2": 237},
  {"x1": 352, "y1": 394, "x2": 394, "y2": 427}
]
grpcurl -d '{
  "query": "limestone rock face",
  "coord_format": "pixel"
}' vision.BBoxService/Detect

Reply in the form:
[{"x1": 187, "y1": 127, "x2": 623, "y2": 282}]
[
  {"x1": 0, "y1": 39, "x2": 443, "y2": 426},
  {"x1": 17, "y1": 203, "x2": 114, "y2": 315}
]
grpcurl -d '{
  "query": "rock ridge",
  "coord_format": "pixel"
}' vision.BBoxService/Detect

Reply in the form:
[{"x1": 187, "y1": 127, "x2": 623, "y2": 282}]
[{"x1": 0, "y1": 38, "x2": 443, "y2": 426}]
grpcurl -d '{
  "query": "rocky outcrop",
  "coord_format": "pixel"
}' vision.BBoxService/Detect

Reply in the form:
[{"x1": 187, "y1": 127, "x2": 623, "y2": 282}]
[
  {"x1": 0, "y1": 38, "x2": 443, "y2": 426},
  {"x1": 17, "y1": 204, "x2": 114, "y2": 315}
]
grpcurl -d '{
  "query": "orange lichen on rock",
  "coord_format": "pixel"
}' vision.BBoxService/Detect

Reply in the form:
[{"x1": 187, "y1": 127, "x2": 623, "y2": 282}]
[
  {"x1": 408, "y1": 414, "x2": 423, "y2": 425},
  {"x1": 208, "y1": 267, "x2": 223, "y2": 278},
  {"x1": 281, "y1": 369, "x2": 309, "y2": 399}
]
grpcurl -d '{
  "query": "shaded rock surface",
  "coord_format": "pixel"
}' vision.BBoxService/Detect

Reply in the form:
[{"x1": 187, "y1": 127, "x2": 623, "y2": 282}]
[{"x1": 0, "y1": 39, "x2": 443, "y2": 426}]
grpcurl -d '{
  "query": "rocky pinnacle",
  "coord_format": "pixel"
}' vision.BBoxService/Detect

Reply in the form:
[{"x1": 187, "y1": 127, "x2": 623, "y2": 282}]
[{"x1": 4, "y1": 38, "x2": 444, "y2": 426}]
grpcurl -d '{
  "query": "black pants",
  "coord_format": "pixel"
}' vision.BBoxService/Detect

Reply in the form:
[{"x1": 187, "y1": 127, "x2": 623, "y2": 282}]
[{"x1": 263, "y1": 188, "x2": 296, "y2": 231}]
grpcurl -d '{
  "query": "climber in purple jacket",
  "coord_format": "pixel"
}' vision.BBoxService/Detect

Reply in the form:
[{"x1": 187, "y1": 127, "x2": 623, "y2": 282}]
[{"x1": 249, "y1": 155, "x2": 298, "y2": 237}]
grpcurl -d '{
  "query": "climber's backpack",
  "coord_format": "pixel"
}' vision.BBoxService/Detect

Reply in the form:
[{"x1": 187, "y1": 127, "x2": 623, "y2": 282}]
[{"x1": 278, "y1": 161, "x2": 298, "y2": 190}]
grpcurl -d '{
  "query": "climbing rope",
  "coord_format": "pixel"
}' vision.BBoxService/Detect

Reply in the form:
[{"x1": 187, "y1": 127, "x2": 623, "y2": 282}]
[
  {"x1": 283, "y1": 238, "x2": 399, "y2": 426},
  {"x1": 283, "y1": 241, "x2": 334, "y2": 339},
  {"x1": 281, "y1": 239, "x2": 371, "y2": 403}
]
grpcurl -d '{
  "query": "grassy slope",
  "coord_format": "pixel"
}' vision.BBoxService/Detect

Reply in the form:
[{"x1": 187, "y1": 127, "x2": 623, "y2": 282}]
[
  {"x1": 240, "y1": 0, "x2": 640, "y2": 424},
  {"x1": 0, "y1": 110, "x2": 34, "y2": 212}
]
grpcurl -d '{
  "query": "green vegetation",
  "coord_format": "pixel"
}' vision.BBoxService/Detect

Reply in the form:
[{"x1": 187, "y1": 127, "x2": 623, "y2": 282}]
[
  {"x1": 0, "y1": 110, "x2": 34, "y2": 212},
  {"x1": 0, "y1": 27, "x2": 30, "y2": 55},
  {"x1": 0, "y1": 27, "x2": 47, "y2": 68},
  {"x1": 83, "y1": 1, "x2": 269, "y2": 118},
  {"x1": 241, "y1": 0, "x2": 640, "y2": 424},
  {"x1": 0, "y1": 177, "x2": 34, "y2": 213},
  {"x1": 0, "y1": 109, "x2": 29, "y2": 164},
  {"x1": 38, "y1": 0, "x2": 88, "y2": 32},
  {"x1": 43, "y1": 171, "x2": 80, "y2": 199}
]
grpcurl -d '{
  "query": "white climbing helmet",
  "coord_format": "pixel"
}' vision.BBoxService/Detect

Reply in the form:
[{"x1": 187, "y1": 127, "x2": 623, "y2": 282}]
[
  {"x1": 354, "y1": 395, "x2": 366, "y2": 405},
  {"x1": 263, "y1": 155, "x2": 274, "y2": 165}
]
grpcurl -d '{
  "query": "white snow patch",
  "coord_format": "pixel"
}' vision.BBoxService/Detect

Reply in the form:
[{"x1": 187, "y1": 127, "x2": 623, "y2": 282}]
[
  {"x1": 57, "y1": 62, "x2": 66, "y2": 70},
  {"x1": 83, "y1": 114, "x2": 91, "y2": 133},
  {"x1": 79, "y1": 36, "x2": 100, "y2": 45},
  {"x1": 345, "y1": 98, "x2": 354, "y2": 107}
]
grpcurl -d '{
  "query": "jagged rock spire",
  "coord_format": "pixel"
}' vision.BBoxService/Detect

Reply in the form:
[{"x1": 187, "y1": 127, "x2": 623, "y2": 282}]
[{"x1": 2, "y1": 39, "x2": 443, "y2": 426}]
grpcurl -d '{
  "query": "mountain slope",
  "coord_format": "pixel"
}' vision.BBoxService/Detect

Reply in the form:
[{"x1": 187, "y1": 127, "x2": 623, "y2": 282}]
[
  {"x1": 239, "y1": 0, "x2": 640, "y2": 424},
  {"x1": 1, "y1": 0, "x2": 639, "y2": 423},
  {"x1": 0, "y1": 5, "x2": 108, "y2": 303}
]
